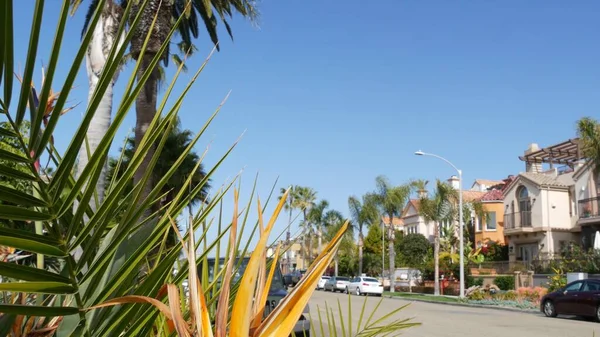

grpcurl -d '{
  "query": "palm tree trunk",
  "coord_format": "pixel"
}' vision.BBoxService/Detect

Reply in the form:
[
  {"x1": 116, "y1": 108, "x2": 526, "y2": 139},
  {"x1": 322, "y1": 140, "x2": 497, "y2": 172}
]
[
  {"x1": 388, "y1": 225, "x2": 395, "y2": 293},
  {"x1": 133, "y1": 56, "x2": 158, "y2": 218},
  {"x1": 334, "y1": 257, "x2": 339, "y2": 276},
  {"x1": 317, "y1": 224, "x2": 322, "y2": 254},
  {"x1": 434, "y1": 222, "x2": 440, "y2": 296},
  {"x1": 77, "y1": 1, "x2": 123, "y2": 208},
  {"x1": 358, "y1": 230, "x2": 364, "y2": 276}
]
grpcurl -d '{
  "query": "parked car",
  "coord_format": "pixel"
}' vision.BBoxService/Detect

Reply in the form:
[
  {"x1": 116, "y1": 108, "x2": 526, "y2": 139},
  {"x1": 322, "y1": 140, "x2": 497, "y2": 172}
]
[
  {"x1": 324, "y1": 276, "x2": 350, "y2": 292},
  {"x1": 346, "y1": 276, "x2": 383, "y2": 296},
  {"x1": 283, "y1": 270, "x2": 306, "y2": 287},
  {"x1": 317, "y1": 276, "x2": 330, "y2": 290},
  {"x1": 541, "y1": 278, "x2": 600, "y2": 320},
  {"x1": 200, "y1": 257, "x2": 311, "y2": 337}
]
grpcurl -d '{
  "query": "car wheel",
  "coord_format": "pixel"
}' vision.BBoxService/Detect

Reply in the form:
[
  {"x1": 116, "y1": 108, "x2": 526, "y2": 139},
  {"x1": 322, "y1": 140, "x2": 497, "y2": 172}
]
[
  {"x1": 596, "y1": 305, "x2": 600, "y2": 322},
  {"x1": 356, "y1": 288, "x2": 361, "y2": 296},
  {"x1": 543, "y1": 300, "x2": 557, "y2": 318}
]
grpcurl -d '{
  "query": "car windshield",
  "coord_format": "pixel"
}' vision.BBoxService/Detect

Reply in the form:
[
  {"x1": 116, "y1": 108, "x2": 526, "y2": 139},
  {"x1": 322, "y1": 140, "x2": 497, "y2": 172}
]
[
  {"x1": 336, "y1": 277, "x2": 349, "y2": 281},
  {"x1": 363, "y1": 278, "x2": 379, "y2": 283},
  {"x1": 202, "y1": 258, "x2": 285, "y2": 291},
  {"x1": 322, "y1": 276, "x2": 330, "y2": 279}
]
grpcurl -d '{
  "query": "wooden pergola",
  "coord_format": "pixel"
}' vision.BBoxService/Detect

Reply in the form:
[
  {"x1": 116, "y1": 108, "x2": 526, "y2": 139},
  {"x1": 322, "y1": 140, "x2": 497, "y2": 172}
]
[{"x1": 518, "y1": 138, "x2": 582, "y2": 169}]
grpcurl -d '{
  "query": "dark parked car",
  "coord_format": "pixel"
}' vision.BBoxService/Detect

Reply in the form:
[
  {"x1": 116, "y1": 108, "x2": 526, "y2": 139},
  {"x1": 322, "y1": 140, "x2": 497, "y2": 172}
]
[
  {"x1": 283, "y1": 270, "x2": 306, "y2": 287},
  {"x1": 541, "y1": 278, "x2": 600, "y2": 320}
]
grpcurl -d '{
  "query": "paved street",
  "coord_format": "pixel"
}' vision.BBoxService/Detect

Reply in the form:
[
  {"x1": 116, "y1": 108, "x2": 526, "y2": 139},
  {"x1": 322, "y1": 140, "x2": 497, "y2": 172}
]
[{"x1": 308, "y1": 291, "x2": 600, "y2": 337}]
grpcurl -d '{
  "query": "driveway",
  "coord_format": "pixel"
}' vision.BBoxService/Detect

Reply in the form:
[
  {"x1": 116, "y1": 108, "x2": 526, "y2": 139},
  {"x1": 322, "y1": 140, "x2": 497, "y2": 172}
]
[{"x1": 308, "y1": 291, "x2": 600, "y2": 337}]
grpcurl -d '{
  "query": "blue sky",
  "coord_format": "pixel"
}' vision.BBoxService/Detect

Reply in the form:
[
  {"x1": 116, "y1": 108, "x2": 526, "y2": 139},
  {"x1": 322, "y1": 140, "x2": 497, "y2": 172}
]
[{"x1": 7, "y1": 1, "x2": 600, "y2": 247}]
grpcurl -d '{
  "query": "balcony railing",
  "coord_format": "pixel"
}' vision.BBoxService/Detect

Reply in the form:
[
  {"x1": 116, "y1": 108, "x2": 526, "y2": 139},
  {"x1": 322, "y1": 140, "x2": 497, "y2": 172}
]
[
  {"x1": 579, "y1": 197, "x2": 600, "y2": 219},
  {"x1": 504, "y1": 211, "x2": 532, "y2": 230}
]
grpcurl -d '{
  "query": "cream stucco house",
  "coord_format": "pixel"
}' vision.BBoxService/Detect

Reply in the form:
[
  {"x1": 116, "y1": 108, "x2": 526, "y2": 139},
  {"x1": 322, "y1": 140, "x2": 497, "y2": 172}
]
[{"x1": 502, "y1": 140, "x2": 596, "y2": 264}]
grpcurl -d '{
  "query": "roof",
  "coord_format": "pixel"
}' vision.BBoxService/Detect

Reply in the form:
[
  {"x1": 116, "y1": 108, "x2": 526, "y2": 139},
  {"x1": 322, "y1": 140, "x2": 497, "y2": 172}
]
[
  {"x1": 473, "y1": 179, "x2": 505, "y2": 187},
  {"x1": 518, "y1": 138, "x2": 582, "y2": 168},
  {"x1": 520, "y1": 171, "x2": 574, "y2": 188},
  {"x1": 462, "y1": 190, "x2": 486, "y2": 202},
  {"x1": 400, "y1": 199, "x2": 421, "y2": 218},
  {"x1": 480, "y1": 189, "x2": 504, "y2": 202},
  {"x1": 382, "y1": 216, "x2": 404, "y2": 227},
  {"x1": 503, "y1": 171, "x2": 575, "y2": 194}
]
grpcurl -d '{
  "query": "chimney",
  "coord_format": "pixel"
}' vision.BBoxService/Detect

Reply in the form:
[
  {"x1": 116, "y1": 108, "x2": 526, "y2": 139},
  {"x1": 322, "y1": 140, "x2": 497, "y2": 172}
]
[
  {"x1": 525, "y1": 143, "x2": 542, "y2": 173},
  {"x1": 447, "y1": 175, "x2": 460, "y2": 190},
  {"x1": 418, "y1": 189, "x2": 428, "y2": 198}
]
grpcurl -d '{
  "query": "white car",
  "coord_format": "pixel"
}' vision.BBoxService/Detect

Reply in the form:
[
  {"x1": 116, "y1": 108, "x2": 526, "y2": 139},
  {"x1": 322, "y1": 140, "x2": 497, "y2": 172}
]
[
  {"x1": 324, "y1": 276, "x2": 350, "y2": 292},
  {"x1": 346, "y1": 276, "x2": 383, "y2": 296},
  {"x1": 317, "y1": 276, "x2": 330, "y2": 290}
]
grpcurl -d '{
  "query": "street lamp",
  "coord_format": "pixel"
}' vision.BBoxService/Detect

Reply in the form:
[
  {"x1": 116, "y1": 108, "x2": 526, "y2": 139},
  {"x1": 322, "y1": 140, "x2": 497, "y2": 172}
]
[{"x1": 415, "y1": 150, "x2": 465, "y2": 298}]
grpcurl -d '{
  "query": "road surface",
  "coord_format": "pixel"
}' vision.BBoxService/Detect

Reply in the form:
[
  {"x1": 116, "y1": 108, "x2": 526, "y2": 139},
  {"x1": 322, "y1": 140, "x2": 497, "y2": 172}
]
[{"x1": 308, "y1": 291, "x2": 600, "y2": 337}]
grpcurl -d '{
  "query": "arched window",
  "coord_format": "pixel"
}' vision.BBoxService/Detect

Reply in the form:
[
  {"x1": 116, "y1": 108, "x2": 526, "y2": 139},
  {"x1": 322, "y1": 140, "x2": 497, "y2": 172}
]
[{"x1": 517, "y1": 186, "x2": 530, "y2": 212}]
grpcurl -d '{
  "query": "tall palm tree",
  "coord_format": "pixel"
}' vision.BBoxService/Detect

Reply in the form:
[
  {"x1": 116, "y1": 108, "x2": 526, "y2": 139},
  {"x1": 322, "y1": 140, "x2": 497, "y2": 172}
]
[
  {"x1": 308, "y1": 200, "x2": 329, "y2": 253},
  {"x1": 577, "y1": 117, "x2": 600, "y2": 173},
  {"x1": 322, "y1": 210, "x2": 348, "y2": 276},
  {"x1": 75, "y1": 0, "x2": 126, "y2": 208},
  {"x1": 278, "y1": 186, "x2": 297, "y2": 273},
  {"x1": 411, "y1": 179, "x2": 429, "y2": 198},
  {"x1": 419, "y1": 180, "x2": 458, "y2": 296},
  {"x1": 372, "y1": 175, "x2": 412, "y2": 293},
  {"x1": 348, "y1": 194, "x2": 379, "y2": 276},
  {"x1": 74, "y1": 0, "x2": 258, "y2": 213},
  {"x1": 293, "y1": 186, "x2": 317, "y2": 265},
  {"x1": 127, "y1": 0, "x2": 258, "y2": 215}
]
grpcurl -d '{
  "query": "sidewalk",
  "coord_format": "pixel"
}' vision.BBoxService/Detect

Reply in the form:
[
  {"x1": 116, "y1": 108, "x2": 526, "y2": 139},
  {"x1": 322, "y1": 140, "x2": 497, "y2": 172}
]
[{"x1": 383, "y1": 292, "x2": 539, "y2": 314}]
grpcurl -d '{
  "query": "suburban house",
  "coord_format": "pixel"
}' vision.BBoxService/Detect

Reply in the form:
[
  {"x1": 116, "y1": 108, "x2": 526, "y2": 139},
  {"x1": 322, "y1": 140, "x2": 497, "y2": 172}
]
[
  {"x1": 574, "y1": 161, "x2": 600, "y2": 250},
  {"x1": 473, "y1": 177, "x2": 513, "y2": 247},
  {"x1": 394, "y1": 177, "x2": 485, "y2": 243},
  {"x1": 502, "y1": 140, "x2": 587, "y2": 265}
]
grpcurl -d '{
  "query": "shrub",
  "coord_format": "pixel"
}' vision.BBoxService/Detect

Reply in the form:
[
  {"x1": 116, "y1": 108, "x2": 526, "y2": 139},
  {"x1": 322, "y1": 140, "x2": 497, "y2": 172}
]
[
  {"x1": 516, "y1": 287, "x2": 548, "y2": 304},
  {"x1": 467, "y1": 276, "x2": 484, "y2": 287},
  {"x1": 494, "y1": 275, "x2": 515, "y2": 290}
]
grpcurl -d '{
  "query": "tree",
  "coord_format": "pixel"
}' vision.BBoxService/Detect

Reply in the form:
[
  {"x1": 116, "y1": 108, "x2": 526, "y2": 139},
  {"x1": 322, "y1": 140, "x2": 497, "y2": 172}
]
[
  {"x1": 323, "y1": 210, "x2": 352, "y2": 276},
  {"x1": 577, "y1": 117, "x2": 600, "y2": 173},
  {"x1": 278, "y1": 186, "x2": 298, "y2": 273},
  {"x1": 292, "y1": 186, "x2": 316, "y2": 264},
  {"x1": 372, "y1": 175, "x2": 411, "y2": 293},
  {"x1": 418, "y1": 180, "x2": 458, "y2": 296},
  {"x1": 76, "y1": 0, "x2": 125, "y2": 207},
  {"x1": 363, "y1": 224, "x2": 384, "y2": 276},
  {"x1": 308, "y1": 199, "x2": 329, "y2": 254},
  {"x1": 126, "y1": 0, "x2": 259, "y2": 216},
  {"x1": 397, "y1": 233, "x2": 430, "y2": 268},
  {"x1": 348, "y1": 194, "x2": 380, "y2": 276},
  {"x1": 107, "y1": 118, "x2": 210, "y2": 212}
]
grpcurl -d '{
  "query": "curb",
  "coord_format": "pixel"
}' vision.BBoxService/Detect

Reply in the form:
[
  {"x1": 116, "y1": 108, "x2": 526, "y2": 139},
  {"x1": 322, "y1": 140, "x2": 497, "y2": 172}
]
[{"x1": 383, "y1": 295, "x2": 541, "y2": 315}]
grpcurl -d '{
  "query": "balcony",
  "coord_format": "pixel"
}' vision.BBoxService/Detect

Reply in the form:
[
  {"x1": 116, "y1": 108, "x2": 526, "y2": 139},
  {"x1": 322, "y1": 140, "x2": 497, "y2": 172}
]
[
  {"x1": 504, "y1": 211, "x2": 532, "y2": 230},
  {"x1": 579, "y1": 197, "x2": 600, "y2": 220}
]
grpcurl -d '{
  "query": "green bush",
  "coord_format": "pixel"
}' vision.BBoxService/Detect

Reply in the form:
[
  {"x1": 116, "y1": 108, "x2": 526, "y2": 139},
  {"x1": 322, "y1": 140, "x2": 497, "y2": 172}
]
[
  {"x1": 494, "y1": 276, "x2": 515, "y2": 290},
  {"x1": 467, "y1": 276, "x2": 484, "y2": 287}
]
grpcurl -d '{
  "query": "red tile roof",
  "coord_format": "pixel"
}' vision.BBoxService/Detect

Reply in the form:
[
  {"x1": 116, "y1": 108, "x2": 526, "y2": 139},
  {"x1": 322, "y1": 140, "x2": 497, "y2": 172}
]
[{"x1": 480, "y1": 189, "x2": 504, "y2": 202}]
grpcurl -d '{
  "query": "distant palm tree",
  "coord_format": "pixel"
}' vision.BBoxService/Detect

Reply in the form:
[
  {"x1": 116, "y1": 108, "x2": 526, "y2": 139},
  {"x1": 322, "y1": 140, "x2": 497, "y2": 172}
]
[
  {"x1": 348, "y1": 194, "x2": 379, "y2": 276},
  {"x1": 577, "y1": 117, "x2": 600, "y2": 173},
  {"x1": 322, "y1": 210, "x2": 349, "y2": 276},
  {"x1": 411, "y1": 179, "x2": 429, "y2": 198},
  {"x1": 419, "y1": 180, "x2": 458, "y2": 296},
  {"x1": 372, "y1": 175, "x2": 412, "y2": 293},
  {"x1": 308, "y1": 200, "x2": 329, "y2": 253},
  {"x1": 293, "y1": 186, "x2": 317, "y2": 264},
  {"x1": 279, "y1": 186, "x2": 298, "y2": 273}
]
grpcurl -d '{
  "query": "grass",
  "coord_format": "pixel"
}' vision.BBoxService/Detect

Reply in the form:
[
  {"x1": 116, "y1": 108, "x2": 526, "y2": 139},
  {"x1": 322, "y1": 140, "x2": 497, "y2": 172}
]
[{"x1": 384, "y1": 292, "x2": 460, "y2": 303}]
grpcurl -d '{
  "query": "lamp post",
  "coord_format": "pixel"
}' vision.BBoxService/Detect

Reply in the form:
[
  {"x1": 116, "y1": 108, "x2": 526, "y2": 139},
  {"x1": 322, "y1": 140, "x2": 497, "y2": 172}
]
[{"x1": 415, "y1": 150, "x2": 465, "y2": 298}]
